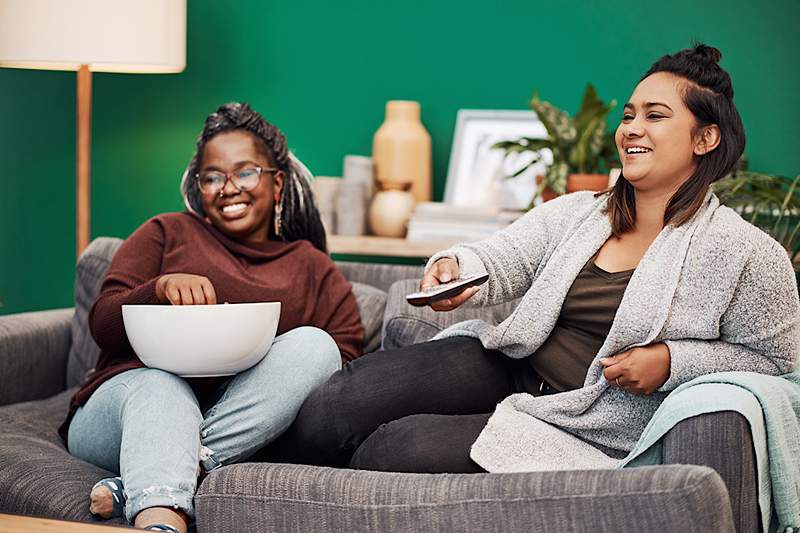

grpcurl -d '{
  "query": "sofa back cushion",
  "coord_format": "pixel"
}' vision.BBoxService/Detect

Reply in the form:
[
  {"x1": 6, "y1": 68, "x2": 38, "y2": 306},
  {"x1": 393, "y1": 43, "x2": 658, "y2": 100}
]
[
  {"x1": 381, "y1": 279, "x2": 521, "y2": 350},
  {"x1": 335, "y1": 262, "x2": 424, "y2": 293},
  {"x1": 65, "y1": 237, "x2": 389, "y2": 388},
  {"x1": 66, "y1": 238, "x2": 123, "y2": 388}
]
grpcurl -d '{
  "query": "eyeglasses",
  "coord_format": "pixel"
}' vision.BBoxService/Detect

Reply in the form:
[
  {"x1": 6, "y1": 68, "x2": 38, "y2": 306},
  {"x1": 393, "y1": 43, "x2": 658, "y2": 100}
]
[{"x1": 195, "y1": 166, "x2": 278, "y2": 196}]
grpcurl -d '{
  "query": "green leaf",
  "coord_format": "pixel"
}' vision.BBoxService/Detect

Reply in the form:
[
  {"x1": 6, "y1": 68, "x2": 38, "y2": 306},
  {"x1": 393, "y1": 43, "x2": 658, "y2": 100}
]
[
  {"x1": 570, "y1": 108, "x2": 610, "y2": 173},
  {"x1": 550, "y1": 162, "x2": 569, "y2": 195},
  {"x1": 530, "y1": 96, "x2": 576, "y2": 149},
  {"x1": 714, "y1": 172, "x2": 800, "y2": 268},
  {"x1": 574, "y1": 84, "x2": 604, "y2": 132},
  {"x1": 586, "y1": 116, "x2": 609, "y2": 165},
  {"x1": 579, "y1": 84, "x2": 602, "y2": 112},
  {"x1": 508, "y1": 161, "x2": 537, "y2": 178},
  {"x1": 536, "y1": 161, "x2": 568, "y2": 196},
  {"x1": 492, "y1": 138, "x2": 554, "y2": 153}
]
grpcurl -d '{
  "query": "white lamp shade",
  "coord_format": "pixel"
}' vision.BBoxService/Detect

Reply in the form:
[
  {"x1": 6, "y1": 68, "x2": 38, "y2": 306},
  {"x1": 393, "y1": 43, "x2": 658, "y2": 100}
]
[{"x1": 0, "y1": 0, "x2": 186, "y2": 73}]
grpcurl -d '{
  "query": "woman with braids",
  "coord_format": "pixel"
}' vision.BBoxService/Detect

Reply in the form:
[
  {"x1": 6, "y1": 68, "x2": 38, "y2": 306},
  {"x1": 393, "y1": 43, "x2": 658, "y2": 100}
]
[
  {"x1": 59, "y1": 102, "x2": 363, "y2": 532},
  {"x1": 269, "y1": 44, "x2": 799, "y2": 476}
]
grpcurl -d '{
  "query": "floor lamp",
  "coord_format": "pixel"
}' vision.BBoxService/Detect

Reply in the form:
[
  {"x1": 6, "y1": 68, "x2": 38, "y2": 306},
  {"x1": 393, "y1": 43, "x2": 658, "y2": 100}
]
[{"x1": 0, "y1": 0, "x2": 186, "y2": 258}]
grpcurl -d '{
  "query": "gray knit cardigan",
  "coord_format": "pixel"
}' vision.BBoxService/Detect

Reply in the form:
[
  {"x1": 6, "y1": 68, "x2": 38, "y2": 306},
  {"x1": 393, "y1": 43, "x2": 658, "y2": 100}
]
[{"x1": 427, "y1": 190, "x2": 800, "y2": 472}]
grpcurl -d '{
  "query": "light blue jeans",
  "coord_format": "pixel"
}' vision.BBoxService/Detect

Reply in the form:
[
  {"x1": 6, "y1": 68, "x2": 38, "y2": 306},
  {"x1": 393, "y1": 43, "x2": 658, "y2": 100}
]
[{"x1": 67, "y1": 326, "x2": 341, "y2": 522}]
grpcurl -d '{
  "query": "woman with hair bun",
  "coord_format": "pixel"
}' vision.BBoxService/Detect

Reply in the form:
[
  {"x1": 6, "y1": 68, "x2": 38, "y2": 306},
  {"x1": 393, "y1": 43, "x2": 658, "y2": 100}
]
[
  {"x1": 60, "y1": 103, "x2": 364, "y2": 532},
  {"x1": 270, "y1": 44, "x2": 799, "y2": 477}
]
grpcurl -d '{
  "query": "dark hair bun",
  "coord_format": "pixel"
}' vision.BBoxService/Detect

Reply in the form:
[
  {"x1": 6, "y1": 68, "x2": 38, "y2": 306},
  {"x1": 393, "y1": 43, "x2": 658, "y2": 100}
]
[
  {"x1": 643, "y1": 43, "x2": 733, "y2": 99},
  {"x1": 691, "y1": 44, "x2": 722, "y2": 65}
]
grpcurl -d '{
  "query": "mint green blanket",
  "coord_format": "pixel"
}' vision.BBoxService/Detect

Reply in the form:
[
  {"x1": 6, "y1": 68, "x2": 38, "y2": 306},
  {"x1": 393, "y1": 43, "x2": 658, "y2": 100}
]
[{"x1": 618, "y1": 372, "x2": 800, "y2": 533}]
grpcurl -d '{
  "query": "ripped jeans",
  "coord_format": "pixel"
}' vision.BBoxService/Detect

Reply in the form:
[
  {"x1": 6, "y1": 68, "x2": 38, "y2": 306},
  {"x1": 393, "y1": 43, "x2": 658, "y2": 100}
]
[{"x1": 67, "y1": 326, "x2": 341, "y2": 522}]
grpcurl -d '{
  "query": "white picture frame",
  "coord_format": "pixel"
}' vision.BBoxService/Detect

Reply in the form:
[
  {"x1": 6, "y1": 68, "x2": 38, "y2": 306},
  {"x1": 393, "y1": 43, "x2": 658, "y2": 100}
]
[{"x1": 444, "y1": 109, "x2": 552, "y2": 210}]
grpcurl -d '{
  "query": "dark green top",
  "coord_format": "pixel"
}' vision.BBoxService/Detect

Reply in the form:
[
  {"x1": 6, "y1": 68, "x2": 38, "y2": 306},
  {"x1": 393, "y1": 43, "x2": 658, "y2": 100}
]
[{"x1": 530, "y1": 253, "x2": 635, "y2": 392}]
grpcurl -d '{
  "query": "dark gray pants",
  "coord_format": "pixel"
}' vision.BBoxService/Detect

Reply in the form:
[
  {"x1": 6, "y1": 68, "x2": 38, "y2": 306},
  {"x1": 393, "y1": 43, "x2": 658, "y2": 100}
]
[{"x1": 263, "y1": 337, "x2": 546, "y2": 472}]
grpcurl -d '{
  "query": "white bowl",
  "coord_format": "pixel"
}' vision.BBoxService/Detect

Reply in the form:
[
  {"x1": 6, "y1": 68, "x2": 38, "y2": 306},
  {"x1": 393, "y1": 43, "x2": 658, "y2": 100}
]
[{"x1": 122, "y1": 302, "x2": 281, "y2": 377}]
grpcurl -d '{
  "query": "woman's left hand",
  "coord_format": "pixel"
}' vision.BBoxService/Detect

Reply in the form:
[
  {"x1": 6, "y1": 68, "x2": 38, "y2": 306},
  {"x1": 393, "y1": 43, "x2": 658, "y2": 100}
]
[{"x1": 600, "y1": 343, "x2": 672, "y2": 395}]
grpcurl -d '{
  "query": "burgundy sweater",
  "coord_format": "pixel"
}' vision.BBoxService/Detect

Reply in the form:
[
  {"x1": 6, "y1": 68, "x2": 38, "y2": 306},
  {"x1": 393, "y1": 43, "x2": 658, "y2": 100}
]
[{"x1": 60, "y1": 212, "x2": 363, "y2": 441}]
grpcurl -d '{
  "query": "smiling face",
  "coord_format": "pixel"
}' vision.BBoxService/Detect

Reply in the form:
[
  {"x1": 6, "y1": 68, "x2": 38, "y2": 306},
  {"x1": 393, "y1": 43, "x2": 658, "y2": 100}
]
[
  {"x1": 199, "y1": 130, "x2": 283, "y2": 244},
  {"x1": 615, "y1": 71, "x2": 706, "y2": 195}
]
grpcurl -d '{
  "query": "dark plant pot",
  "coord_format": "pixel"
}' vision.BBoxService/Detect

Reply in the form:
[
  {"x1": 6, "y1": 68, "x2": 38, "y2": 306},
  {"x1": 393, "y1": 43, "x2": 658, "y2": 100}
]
[{"x1": 567, "y1": 173, "x2": 610, "y2": 193}]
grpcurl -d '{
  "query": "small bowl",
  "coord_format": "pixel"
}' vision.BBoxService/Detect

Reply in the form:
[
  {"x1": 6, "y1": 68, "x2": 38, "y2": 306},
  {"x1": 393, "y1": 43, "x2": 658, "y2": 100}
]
[{"x1": 122, "y1": 302, "x2": 281, "y2": 377}]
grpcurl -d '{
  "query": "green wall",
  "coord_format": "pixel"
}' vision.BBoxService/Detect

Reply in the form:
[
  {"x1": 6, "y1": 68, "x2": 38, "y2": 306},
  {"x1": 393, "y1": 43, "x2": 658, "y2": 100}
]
[{"x1": 2, "y1": 0, "x2": 798, "y2": 315}]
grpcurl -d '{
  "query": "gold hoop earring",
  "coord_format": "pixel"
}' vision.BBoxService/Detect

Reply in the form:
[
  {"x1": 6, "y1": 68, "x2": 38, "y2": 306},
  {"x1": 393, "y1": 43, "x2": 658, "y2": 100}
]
[{"x1": 274, "y1": 202, "x2": 282, "y2": 238}]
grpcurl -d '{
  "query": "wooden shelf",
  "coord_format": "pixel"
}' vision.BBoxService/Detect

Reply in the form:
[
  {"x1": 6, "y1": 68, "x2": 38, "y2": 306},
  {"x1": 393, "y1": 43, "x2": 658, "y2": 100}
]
[{"x1": 328, "y1": 235, "x2": 458, "y2": 258}]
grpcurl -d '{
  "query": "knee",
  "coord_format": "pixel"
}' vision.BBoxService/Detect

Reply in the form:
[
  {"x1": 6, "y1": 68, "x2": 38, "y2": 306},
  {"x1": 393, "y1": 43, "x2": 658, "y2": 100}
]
[
  {"x1": 286, "y1": 326, "x2": 342, "y2": 377},
  {"x1": 130, "y1": 368, "x2": 187, "y2": 391},
  {"x1": 350, "y1": 415, "x2": 425, "y2": 472},
  {"x1": 126, "y1": 369, "x2": 194, "y2": 407}
]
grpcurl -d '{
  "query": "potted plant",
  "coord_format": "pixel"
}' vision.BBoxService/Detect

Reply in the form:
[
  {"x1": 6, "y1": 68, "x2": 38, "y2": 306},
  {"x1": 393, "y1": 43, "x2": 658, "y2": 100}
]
[
  {"x1": 713, "y1": 169, "x2": 800, "y2": 277},
  {"x1": 493, "y1": 84, "x2": 619, "y2": 205}
]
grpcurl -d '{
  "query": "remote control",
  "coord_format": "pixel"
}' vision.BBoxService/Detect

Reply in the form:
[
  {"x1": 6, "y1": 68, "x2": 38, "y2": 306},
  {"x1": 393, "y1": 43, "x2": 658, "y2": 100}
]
[{"x1": 405, "y1": 273, "x2": 489, "y2": 307}]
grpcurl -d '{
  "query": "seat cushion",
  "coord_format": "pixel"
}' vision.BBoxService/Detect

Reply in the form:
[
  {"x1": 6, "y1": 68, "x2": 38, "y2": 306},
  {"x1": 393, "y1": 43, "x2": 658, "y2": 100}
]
[
  {"x1": 0, "y1": 389, "x2": 125, "y2": 526},
  {"x1": 382, "y1": 279, "x2": 521, "y2": 350}
]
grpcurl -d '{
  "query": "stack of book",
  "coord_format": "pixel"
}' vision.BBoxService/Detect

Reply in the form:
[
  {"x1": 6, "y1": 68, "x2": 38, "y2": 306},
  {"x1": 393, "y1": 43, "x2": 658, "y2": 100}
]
[{"x1": 406, "y1": 202, "x2": 524, "y2": 243}]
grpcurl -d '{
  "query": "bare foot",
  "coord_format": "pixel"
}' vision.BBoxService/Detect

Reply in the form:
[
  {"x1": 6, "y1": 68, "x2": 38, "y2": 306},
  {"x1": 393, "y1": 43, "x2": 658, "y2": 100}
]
[
  {"x1": 134, "y1": 506, "x2": 188, "y2": 533},
  {"x1": 89, "y1": 484, "x2": 115, "y2": 518}
]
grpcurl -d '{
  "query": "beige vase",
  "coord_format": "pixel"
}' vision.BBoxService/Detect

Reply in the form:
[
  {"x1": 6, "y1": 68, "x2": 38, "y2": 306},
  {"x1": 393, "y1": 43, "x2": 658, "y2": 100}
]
[
  {"x1": 368, "y1": 182, "x2": 417, "y2": 238},
  {"x1": 372, "y1": 100, "x2": 432, "y2": 202}
]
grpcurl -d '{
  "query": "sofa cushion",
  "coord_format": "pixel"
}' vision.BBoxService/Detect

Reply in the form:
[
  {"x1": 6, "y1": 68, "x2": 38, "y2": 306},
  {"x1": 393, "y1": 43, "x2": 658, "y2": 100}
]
[
  {"x1": 349, "y1": 282, "x2": 386, "y2": 354},
  {"x1": 335, "y1": 262, "x2": 424, "y2": 293},
  {"x1": 66, "y1": 238, "x2": 123, "y2": 389},
  {"x1": 194, "y1": 462, "x2": 734, "y2": 533},
  {"x1": 382, "y1": 279, "x2": 521, "y2": 350},
  {"x1": 0, "y1": 389, "x2": 125, "y2": 526}
]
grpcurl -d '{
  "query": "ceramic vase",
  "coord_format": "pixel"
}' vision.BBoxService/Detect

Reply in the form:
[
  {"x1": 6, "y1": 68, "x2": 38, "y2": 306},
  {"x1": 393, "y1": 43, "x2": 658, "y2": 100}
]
[
  {"x1": 372, "y1": 100, "x2": 432, "y2": 202},
  {"x1": 310, "y1": 176, "x2": 340, "y2": 235},
  {"x1": 343, "y1": 155, "x2": 375, "y2": 200},
  {"x1": 369, "y1": 181, "x2": 416, "y2": 238},
  {"x1": 336, "y1": 181, "x2": 367, "y2": 235}
]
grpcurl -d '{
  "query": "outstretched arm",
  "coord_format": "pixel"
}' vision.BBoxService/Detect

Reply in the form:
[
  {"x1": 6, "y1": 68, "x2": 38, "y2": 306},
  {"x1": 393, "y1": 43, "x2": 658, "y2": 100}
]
[{"x1": 425, "y1": 193, "x2": 596, "y2": 307}]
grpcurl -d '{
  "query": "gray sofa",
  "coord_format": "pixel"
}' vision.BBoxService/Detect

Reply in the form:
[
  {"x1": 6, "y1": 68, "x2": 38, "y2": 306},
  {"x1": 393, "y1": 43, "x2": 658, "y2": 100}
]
[{"x1": 0, "y1": 237, "x2": 758, "y2": 532}]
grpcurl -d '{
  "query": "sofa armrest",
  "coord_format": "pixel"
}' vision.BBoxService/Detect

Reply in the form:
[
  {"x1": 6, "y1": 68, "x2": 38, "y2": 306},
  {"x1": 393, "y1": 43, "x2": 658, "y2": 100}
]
[
  {"x1": 0, "y1": 308, "x2": 73, "y2": 406},
  {"x1": 663, "y1": 410, "x2": 758, "y2": 533},
  {"x1": 196, "y1": 463, "x2": 733, "y2": 533}
]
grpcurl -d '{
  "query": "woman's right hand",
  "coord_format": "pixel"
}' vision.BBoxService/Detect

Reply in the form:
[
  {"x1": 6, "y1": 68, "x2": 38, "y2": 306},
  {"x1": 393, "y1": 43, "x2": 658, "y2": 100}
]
[
  {"x1": 419, "y1": 258, "x2": 479, "y2": 312},
  {"x1": 156, "y1": 274, "x2": 217, "y2": 305}
]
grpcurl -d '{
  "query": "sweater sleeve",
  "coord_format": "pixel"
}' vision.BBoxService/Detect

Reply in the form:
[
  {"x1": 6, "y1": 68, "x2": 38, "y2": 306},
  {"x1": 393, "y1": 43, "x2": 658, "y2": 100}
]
[
  {"x1": 88, "y1": 218, "x2": 166, "y2": 356},
  {"x1": 658, "y1": 238, "x2": 800, "y2": 391},
  {"x1": 426, "y1": 192, "x2": 592, "y2": 307},
  {"x1": 309, "y1": 252, "x2": 364, "y2": 364}
]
